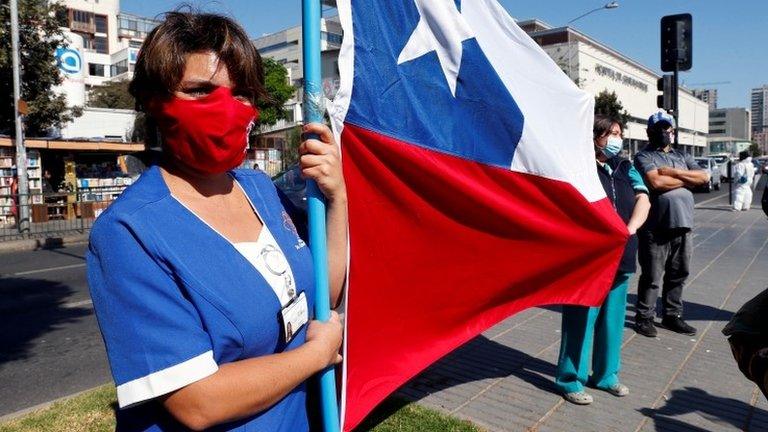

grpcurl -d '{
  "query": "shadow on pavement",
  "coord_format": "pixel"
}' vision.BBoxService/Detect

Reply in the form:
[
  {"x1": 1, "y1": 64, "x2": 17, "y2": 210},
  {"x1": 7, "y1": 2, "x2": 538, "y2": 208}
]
[
  {"x1": 625, "y1": 294, "x2": 734, "y2": 323},
  {"x1": 0, "y1": 277, "x2": 92, "y2": 365},
  {"x1": 401, "y1": 335, "x2": 560, "y2": 403},
  {"x1": 638, "y1": 386, "x2": 768, "y2": 431}
]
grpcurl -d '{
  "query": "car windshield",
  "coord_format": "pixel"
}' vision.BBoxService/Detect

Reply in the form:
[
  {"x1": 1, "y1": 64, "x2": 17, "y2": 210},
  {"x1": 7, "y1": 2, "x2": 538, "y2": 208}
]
[{"x1": 712, "y1": 156, "x2": 728, "y2": 164}]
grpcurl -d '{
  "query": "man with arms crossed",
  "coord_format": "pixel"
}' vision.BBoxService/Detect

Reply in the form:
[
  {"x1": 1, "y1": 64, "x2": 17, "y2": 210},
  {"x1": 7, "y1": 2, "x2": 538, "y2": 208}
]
[{"x1": 633, "y1": 112, "x2": 709, "y2": 337}]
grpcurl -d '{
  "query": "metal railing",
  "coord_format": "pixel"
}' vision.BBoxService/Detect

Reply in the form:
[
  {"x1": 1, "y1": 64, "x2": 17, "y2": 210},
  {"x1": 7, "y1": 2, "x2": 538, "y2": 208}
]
[{"x1": 0, "y1": 187, "x2": 124, "y2": 242}]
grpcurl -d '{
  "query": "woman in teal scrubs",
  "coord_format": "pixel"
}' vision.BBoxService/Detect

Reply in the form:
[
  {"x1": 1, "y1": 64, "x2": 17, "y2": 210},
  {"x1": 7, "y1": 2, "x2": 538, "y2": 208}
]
[{"x1": 554, "y1": 114, "x2": 650, "y2": 405}]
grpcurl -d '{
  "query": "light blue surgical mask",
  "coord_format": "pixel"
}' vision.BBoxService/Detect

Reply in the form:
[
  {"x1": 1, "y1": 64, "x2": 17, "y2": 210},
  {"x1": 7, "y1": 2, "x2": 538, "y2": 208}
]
[{"x1": 601, "y1": 137, "x2": 623, "y2": 158}]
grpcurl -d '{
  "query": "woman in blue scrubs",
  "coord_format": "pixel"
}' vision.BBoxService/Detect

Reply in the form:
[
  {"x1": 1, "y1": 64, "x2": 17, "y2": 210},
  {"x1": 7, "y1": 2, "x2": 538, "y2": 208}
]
[
  {"x1": 87, "y1": 12, "x2": 347, "y2": 431},
  {"x1": 554, "y1": 115, "x2": 650, "y2": 405}
]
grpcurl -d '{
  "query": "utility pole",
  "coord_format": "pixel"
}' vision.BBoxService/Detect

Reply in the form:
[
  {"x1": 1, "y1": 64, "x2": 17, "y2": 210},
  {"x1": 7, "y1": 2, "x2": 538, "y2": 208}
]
[{"x1": 10, "y1": 0, "x2": 30, "y2": 233}]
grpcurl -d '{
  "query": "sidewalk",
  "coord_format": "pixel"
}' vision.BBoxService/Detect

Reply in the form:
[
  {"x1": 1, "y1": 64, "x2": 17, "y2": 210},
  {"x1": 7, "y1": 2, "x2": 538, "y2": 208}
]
[{"x1": 400, "y1": 190, "x2": 768, "y2": 431}]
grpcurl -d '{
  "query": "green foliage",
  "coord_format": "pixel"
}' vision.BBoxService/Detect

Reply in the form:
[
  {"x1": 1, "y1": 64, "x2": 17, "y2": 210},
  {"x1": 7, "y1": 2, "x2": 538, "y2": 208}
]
[
  {"x1": 358, "y1": 398, "x2": 483, "y2": 432},
  {"x1": 0, "y1": 0, "x2": 81, "y2": 137},
  {"x1": 258, "y1": 57, "x2": 295, "y2": 127},
  {"x1": 281, "y1": 125, "x2": 303, "y2": 168},
  {"x1": 749, "y1": 142, "x2": 761, "y2": 157},
  {"x1": 0, "y1": 385, "x2": 116, "y2": 432},
  {"x1": 594, "y1": 90, "x2": 630, "y2": 129},
  {"x1": 0, "y1": 389, "x2": 482, "y2": 432},
  {"x1": 89, "y1": 80, "x2": 135, "y2": 110}
]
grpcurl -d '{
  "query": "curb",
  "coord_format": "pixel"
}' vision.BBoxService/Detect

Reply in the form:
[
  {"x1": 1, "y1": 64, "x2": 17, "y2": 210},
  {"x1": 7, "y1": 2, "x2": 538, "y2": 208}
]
[{"x1": 0, "y1": 233, "x2": 89, "y2": 253}]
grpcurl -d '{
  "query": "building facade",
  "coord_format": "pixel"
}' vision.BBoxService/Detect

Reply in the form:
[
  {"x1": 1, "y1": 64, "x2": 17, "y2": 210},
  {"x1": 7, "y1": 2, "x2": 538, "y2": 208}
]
[
  {"x1": 54, "y1": 0, "x2": 158, "y2": 140},
  {"x1": 751, "y1": 85, "x2": 768, "y2": 137},
  {"x1": 520, "y1": 20, "x2": 709, "y2": 156},
  {"x1": 253, "y1": 17, "x2": 343, "y2": 150},
  {"x1": 708, "y1": 108, "x2": 751, "y2": 140},
  {"x1": 692, "y1": 88, "x2": 718, "y2": 110}
]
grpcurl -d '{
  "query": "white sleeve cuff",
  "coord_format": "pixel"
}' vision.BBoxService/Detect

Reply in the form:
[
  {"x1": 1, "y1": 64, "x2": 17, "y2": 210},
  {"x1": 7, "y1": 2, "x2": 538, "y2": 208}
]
[{"x1": 116, "y1": 351, "x2": 219, "y2": 408}]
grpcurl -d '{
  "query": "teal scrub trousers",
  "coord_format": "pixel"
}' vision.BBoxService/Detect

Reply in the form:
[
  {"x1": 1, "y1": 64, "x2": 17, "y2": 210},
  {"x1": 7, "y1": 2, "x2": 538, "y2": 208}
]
[{"x1": 554, "y1": 272, "x2": 632, "y2": 394}]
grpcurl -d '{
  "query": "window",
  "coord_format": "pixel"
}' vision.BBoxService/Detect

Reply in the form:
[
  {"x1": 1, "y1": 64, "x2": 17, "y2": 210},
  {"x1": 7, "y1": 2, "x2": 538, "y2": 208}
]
[
  {"x1": 321, "y1": 32, "x2": 343, "y2": 45},
  {"x1": 72, "y1": 10, "x2": 93, "y2": 25},
  {"x1": 94, "y1": 36, "x2": 108, "y2": 54},
  {"x1": 710, "y1": 128, "x2": 726, "y2": 134},
  {"x1": 95, "y1": 15, "x2": 108, "y2": 34},
  {"x1": 129, "y1": 40, "x2": 143, "y2": 48},
  {"x1": 88, "y1": 63, "x2": 105, "y2": 77},
  {"x1": 120, "y1": 18, "x2": 138, "y2": 31},
  {"x1": 75, "y1": 31, "x2": 93, "y2": 49},
  {"x1": 110, "y1": 60, "x2": 129, "y2": 77}
]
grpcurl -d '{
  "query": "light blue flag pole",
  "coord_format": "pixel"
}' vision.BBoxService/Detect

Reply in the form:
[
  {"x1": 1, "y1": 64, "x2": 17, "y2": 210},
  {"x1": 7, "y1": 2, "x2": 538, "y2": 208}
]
[{"x1": 301, "y1": 1, "x2": 341, "y2": 431}]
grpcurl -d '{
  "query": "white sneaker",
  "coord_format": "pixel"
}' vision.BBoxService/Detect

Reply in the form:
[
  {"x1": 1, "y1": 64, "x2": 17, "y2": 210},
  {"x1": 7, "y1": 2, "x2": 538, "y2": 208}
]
[
  {"x1": 563, "y1": 391, "x2": 593, "y2": 405},
  {"x1": 605, "y1": 383, "x2": 629, "y2": 397}
]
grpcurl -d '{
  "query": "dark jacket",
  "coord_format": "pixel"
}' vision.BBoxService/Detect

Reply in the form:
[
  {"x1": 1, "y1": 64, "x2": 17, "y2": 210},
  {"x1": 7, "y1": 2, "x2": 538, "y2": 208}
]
[{"x1": 597, "y1": 156, "x2": 639, "y2": 274}]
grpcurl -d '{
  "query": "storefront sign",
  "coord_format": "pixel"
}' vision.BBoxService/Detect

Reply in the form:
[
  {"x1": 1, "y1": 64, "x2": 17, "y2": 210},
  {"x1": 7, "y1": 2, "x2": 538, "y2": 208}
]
[
  {"x1": 56, "y1": 47, "x2": 82, "y2": 76},
  {"x1": 595, "y1": 64, "x2": 648, "y2": 93}
]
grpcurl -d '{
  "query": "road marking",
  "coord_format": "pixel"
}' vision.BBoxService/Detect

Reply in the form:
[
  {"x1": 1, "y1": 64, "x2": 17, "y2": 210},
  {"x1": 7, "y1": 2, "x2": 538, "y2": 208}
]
[{"x1": 3, "y1": 263, "x2": 86, "y2": 277}]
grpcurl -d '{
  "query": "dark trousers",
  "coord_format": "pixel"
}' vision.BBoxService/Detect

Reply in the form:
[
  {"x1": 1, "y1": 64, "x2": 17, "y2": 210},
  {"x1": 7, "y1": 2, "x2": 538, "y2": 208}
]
[{"x1": 636, "y1": 228, "x2": 691, "y2": 320}]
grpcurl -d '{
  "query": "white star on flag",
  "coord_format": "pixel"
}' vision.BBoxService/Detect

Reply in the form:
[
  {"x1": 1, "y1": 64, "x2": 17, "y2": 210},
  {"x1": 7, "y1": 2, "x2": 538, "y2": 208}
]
[{"x1": 397, "y1": 0, "x2": 475, "y2": 97}]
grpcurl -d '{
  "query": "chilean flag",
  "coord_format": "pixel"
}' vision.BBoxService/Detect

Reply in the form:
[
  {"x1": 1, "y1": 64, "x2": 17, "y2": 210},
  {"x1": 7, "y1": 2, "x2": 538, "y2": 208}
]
[{"x1": 326, "y1": 0, "x2": 628, "y2": 429}]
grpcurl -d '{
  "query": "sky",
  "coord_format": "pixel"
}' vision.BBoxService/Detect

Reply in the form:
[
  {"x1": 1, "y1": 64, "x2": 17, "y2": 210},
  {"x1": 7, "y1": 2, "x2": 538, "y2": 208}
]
[{"x1": 120, "y1": 0, "x2": 768, "y2": 109}]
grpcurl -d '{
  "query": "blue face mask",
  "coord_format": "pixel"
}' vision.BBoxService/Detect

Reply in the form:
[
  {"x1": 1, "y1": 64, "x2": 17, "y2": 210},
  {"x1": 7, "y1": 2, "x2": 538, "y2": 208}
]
[{"x1": 601, "y1": 136, "x2": 623, "y2": 158}]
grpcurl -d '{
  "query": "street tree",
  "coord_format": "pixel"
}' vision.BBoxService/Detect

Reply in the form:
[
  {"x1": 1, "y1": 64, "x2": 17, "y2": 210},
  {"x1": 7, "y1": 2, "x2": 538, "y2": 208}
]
[
  {"x1": 89, "y1": 79, "x2": 134, "y2": 110},
  {"x1": 594, "y1": 90, "x2": 630, "y2": 129},
  {"x1": 0, "y1": 0, "x2": 82, "y2": 137},
  {"x1": 258, "y1": 57, "x2": 295, "y2": 126}
]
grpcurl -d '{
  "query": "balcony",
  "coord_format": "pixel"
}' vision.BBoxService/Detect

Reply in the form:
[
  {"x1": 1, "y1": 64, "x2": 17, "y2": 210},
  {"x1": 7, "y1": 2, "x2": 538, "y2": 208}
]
[{"x1": 70, "y1": 21, "x2": 95, "y2": 34}]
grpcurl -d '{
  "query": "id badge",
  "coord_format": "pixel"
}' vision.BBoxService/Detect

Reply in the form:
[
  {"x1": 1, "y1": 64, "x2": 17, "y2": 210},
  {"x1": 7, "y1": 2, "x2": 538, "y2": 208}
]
[{"x1": 279, "y1": 292, "x2": 308, "y2": 344}]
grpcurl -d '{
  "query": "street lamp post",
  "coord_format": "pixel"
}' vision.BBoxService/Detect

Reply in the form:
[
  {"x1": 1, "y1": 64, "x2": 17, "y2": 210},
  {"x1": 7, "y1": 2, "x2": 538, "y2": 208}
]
[
  {"x1": 565, "y1": 2, "x2": 620, "y2": 83},
  {"x1": 568, "y1": 2, "x2": 619, "y2": 25},
  {"x1": 10, "y1": 0, "x2": 30, "y2": 234}
]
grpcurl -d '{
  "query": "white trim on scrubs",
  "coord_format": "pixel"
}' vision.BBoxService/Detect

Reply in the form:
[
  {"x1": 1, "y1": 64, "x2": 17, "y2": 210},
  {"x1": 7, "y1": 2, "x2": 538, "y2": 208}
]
[{"x1": 116, "y1": 351, "x2": 218, "y2": 408}]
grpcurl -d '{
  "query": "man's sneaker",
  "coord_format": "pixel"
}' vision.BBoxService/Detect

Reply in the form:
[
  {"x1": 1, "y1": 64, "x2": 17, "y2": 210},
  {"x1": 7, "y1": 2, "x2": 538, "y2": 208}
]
[
  {"x1": 661, "y1": 316, "x2": 697, "y2": 336},
  {"x1": 634, "y1": 318, "x2": 657, "y2": 337}
]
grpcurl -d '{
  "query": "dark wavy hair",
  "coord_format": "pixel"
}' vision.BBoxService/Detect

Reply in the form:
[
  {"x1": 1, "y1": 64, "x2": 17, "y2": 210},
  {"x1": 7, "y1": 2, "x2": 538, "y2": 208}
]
[
  {"x1": 129, "y1": 10, "x2": 268, "y2": 110},
  {"x1": 593, "y1": 114, "x2": 622, "y2": 141}
]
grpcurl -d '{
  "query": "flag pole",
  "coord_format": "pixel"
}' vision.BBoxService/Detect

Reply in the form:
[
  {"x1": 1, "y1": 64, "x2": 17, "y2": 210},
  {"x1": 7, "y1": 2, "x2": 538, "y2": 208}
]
[{"x1": 301, "y1": 1, "x2": 340, "y2": 431}]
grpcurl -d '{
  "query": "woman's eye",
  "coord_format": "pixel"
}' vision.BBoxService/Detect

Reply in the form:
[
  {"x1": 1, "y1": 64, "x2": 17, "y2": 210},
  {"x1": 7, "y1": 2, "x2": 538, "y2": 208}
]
[{"x1": 184, "y1": 87, "x2": 211, "y2": 97}]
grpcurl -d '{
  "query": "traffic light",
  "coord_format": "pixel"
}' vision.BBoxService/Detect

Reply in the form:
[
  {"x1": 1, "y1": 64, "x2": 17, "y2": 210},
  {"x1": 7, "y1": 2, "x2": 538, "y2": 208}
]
[
  {"x1": 657, "y1": 74, "x2": 674, "y2": 111},
  {"x1": 661, "y1": 14, "x2": 692, "y2": 72}
]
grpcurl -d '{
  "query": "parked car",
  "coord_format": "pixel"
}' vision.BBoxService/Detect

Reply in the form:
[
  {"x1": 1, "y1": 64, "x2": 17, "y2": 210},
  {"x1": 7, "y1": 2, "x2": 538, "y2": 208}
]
[
  {"x1": 753, "y1": 156, "x2": 768, "y2": 175},
  {"x1": 710, "y1": 154, "x2": 731, "y2": 182},
  {"x1": 272, "y1": 164, "x2": 307, "y2": 211},
  {"x1": 694, "y1": 157, "x2": 721, "y2": 193}
]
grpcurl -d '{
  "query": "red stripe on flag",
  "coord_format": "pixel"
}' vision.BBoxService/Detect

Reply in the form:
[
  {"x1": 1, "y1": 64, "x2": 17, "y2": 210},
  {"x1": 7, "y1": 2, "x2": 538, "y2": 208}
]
[{"x1": 340, "y1": 123, "x2": 627, "y2": 430}]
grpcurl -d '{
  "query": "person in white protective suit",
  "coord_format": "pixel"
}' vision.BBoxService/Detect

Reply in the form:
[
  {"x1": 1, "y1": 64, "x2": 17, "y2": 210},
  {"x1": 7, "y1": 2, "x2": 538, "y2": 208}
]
[{"x1": 733, "y1": 151, "x2": 756, "y2": 211}]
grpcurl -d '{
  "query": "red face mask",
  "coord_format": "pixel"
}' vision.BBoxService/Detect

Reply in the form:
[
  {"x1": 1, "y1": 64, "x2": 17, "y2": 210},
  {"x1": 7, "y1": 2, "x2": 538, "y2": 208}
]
[{"x1": 151, "y1": 86, "x2": 258, "y2": 175}]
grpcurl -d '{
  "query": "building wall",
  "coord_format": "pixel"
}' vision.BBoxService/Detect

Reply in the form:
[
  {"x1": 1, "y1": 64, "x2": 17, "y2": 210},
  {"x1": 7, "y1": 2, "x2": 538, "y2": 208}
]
[
  {"x1": 709, "y1": 108, "x2": 751, "y2": 141},
  {"x1": 752, "y1": 86, "x2": 768, "y2": 135},
  {"x1": 60, "y1": 107, "x2": 136, "y2": 140},
  {"x1": 545, "y1": 40, "x2": 708, "y2": 155}
]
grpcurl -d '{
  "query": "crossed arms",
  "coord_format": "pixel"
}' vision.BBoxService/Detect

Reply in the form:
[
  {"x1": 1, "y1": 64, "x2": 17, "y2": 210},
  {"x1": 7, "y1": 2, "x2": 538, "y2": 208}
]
[{"x1": 644, "y1": 166, "x2": 709, "y2": 193}]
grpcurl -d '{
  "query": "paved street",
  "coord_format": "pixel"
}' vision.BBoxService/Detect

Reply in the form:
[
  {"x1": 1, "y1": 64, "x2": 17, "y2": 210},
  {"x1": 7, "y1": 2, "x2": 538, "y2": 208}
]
[
  {"x1": 0, "y1": 179, "x2": 765, "y2": 430},
  {"x1": 0, "y1": 244, "x2": 110, "y2": 418}
]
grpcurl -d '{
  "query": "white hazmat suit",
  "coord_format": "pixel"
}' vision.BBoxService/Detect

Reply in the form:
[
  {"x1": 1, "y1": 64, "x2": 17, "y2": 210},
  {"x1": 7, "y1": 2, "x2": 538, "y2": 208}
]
[{"x1": 733, "y1": 157, "x2": 756, "y2": 211}]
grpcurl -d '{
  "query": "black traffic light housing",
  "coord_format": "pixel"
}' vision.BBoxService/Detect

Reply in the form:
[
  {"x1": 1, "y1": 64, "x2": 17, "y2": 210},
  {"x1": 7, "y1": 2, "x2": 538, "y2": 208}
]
[
  {"x1": 656, "y1": 75, "x2": 675, "y2": 111},
  {"x1": 661, "y1": 14, "x2": 692, "y2": 72}
]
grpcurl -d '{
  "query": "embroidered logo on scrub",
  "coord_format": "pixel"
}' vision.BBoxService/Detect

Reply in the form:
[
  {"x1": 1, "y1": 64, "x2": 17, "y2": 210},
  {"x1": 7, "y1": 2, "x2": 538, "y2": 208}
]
[{"x1": 282, "y1": 210, "x2": 307, "y2": 249}]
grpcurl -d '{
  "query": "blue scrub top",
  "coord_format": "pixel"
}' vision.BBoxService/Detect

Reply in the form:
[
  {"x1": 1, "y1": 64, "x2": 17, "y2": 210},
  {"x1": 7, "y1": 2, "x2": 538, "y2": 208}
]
[{"x1": 87, "y1": 165, "x2": 315, "y2": 431}]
